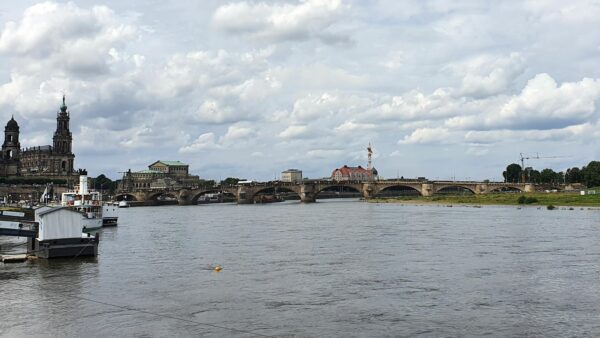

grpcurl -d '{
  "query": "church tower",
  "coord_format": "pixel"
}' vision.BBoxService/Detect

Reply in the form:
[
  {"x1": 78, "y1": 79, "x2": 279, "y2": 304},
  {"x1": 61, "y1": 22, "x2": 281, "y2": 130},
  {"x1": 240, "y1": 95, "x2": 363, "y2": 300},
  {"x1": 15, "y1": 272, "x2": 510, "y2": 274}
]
[
  {"x1": 2, "y1": 116, "x2": 21, "y2": 175},
  {"x1": 3, "y1": 116, "x2": 20, "y2": 160},
  {"x1": 53, "y1": 95, "x2": 73, "y2": 155}
]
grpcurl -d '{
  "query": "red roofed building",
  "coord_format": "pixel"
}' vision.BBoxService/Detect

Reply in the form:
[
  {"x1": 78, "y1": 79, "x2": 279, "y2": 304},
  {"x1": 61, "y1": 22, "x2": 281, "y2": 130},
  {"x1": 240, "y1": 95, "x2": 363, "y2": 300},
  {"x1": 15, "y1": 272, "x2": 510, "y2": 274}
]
[{"x1": 331, "y1": 165, "x2": 378, "y2": 181}]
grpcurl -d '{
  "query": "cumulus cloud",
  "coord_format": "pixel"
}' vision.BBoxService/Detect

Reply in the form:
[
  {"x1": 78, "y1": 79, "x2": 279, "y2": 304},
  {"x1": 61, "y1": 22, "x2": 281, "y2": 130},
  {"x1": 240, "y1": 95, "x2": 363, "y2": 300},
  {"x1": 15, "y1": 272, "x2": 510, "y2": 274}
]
[
  {"x1": 220, "y1": 125, "x2": 257, "y2": 144},
  {"x1": 464, "y1": 124, "x2": 595, "y2": 144},
  {"x1": 368, "y1": 89, "x2": 463, "y2": 122},
  {"x1": 279, "y1": 125, "x2": 311, "y2": 139},
  {"x1": 399, "y1": 127, "x2": 456, "y2": 145},
  {"x1": 212, "y1": 0, "x2": 349, "y2": 44},
  {"x1": 0, "y1": 2, "x2": 136, "y2": 75},
  {"x1": 194, "y1": 100, "x2": 244, "y2": 125},
  {"x1": 446, "y1": 74, "x2": 600, "y2": 131},
  {"x1": 451, "y1": 52, "x2": 526, "y2": 98},
  {"x1": 179, "y1": 133, "x2": 220, "y2": 153}
]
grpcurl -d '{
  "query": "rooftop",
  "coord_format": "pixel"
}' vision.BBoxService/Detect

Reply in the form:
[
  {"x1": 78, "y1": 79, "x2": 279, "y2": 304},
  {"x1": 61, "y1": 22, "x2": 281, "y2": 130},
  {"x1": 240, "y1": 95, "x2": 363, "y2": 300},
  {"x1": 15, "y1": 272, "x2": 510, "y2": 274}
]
[
  {"x1": 152, "y1": 160, "x2": 188, "y2": 166},
  {"x1": 136, "y1": 169, "x2": 163, "y2": 174}
]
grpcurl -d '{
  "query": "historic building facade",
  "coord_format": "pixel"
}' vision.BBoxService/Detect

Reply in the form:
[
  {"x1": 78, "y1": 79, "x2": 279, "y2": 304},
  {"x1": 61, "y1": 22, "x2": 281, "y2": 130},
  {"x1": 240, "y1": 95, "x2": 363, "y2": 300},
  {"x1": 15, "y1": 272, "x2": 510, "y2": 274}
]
[
  {"x1": 281, "y1": 169, "x2": 303, "y2": 182},
  {"x1": 331, "y1": 165, "x2": 378, "y2": 181},
  {"x1": 0, "y1": 96, "x2": 76, "y2": 179},
  {"x1": 119, "y1": 160, "x2": 201, "y2": 191}
]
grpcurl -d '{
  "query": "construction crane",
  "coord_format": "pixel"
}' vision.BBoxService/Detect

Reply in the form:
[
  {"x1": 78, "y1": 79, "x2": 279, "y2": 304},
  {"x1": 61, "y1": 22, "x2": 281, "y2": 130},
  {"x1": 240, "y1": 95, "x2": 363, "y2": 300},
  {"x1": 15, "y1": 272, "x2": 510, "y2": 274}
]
[{"x1": 519, "y1": 153, "x2": 565, "y2": 183}]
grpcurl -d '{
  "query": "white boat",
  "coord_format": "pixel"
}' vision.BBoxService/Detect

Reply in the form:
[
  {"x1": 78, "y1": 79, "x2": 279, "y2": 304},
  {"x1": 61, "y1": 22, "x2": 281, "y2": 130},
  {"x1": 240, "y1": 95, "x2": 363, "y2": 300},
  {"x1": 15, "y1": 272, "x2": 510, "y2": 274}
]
[
  {"x1": 61, "y1": 172, "x2": 118, "y2": 229},
  {"x1": 118, "y1": 200, "x2": 129, "y2": 208},
  {"x1": 102, "y1": 203, "x2": 119, "y2": 226}
]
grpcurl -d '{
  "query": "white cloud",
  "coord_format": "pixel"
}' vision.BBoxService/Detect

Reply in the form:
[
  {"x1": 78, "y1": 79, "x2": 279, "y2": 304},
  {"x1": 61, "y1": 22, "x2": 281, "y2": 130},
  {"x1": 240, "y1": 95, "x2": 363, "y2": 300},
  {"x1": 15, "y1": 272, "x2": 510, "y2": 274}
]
[
  {"x1": 194, "y1": 100, "x2": 247, "y2": 125},
  {"x1": 334, "y1": 120, "x2": 376, "y2": 134},
  {"x1": 399, "y1": 127, "x2": 455, "y2": 145},
  {"x1": 212, "y1": 0, "x2": 349, "y2": 44},
  {"x1": 446, "y1": 74, "x2": 600, "y2": 130},
  {"x1": 279, "y1": 125, "x2": 310, "y2": 140},
  {"x1": 451, "y1": 52, "x2": 526, "y2": 97},
  {"x1": 220, "y1": 125, "x2": 257, "y2": 144},
  {"x1": 0, "y1": 2, "x2": 136, "y2": 75},
  {"x1": 179, "y1": 133, "x2": 220, "y2": 153}
]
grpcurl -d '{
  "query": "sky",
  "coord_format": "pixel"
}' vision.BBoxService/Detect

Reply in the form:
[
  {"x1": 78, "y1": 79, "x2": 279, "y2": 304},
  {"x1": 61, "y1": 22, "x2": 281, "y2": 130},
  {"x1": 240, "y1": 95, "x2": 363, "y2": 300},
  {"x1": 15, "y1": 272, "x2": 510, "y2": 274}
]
[{"x1": 1, "y1": 0, "x2": 600, "y2": 181}]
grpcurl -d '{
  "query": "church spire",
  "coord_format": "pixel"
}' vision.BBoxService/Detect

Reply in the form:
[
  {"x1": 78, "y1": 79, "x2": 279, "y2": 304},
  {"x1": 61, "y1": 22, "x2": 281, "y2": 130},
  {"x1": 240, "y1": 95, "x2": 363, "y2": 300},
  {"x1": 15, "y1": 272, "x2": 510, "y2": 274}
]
[{"x1": 60, "y1": 94, "x2": 67, "y2": 113}]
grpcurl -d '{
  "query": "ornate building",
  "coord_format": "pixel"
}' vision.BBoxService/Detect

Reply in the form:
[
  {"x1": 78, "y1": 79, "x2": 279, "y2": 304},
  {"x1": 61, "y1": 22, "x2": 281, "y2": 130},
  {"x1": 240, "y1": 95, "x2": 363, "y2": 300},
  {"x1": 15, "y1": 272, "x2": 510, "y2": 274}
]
[
  {"x1": 331, "y1": 143, "x2": 378, "y2": 181},
  {"x1": 119, "y1": 160, "x2": 201, "y2": 191},
  {"x1": 0, "y1": 96, "x2": 76, "y2": 179}
]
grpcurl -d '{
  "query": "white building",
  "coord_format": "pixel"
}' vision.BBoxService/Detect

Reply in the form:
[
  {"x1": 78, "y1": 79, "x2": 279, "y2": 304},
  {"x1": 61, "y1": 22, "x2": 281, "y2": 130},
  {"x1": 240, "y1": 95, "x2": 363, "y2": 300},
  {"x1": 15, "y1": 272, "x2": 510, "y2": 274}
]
[{"x1": 281, "y1": 169, "x2": 303, "y2": 182}]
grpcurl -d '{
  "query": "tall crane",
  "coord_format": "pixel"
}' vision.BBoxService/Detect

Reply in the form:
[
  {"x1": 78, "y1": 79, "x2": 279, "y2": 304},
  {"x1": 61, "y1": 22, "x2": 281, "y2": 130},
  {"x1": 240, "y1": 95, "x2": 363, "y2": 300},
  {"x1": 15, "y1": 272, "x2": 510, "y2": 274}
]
[{"x1": 519, "y1": 153, "x2": 565, "y2": 183}]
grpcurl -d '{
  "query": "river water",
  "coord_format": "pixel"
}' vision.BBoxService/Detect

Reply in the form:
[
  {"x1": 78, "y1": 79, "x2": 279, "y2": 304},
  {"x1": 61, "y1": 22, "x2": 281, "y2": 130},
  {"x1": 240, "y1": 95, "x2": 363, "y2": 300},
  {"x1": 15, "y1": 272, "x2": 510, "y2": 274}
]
[{"x1": 2, "y1": 200, "x2": 600, "y2": 337}]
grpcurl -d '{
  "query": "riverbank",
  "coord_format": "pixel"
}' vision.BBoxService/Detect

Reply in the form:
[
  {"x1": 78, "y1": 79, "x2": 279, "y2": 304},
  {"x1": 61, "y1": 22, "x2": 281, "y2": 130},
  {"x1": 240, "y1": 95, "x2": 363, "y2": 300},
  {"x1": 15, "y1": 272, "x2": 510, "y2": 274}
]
[{"x1": 367, "y1": 192, "x2": 600, "y2": 207}]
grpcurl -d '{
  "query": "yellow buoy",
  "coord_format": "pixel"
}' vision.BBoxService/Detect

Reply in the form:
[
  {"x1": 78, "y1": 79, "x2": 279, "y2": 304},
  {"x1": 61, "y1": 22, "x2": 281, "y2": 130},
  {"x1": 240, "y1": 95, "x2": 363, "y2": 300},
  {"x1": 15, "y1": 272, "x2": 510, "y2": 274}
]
[{"x1": 213, "y1": 265, "x2": 222, "y2": 272}]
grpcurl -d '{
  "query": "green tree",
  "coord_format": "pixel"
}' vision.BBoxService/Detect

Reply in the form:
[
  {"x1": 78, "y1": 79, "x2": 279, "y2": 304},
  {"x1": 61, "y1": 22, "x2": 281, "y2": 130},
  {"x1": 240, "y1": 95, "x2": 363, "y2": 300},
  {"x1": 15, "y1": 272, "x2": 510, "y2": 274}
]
[
  {"x1": 90, "y1": 174, "x2": 117, "y2": 194},
  {"x1": 583, "y1": 161, "x2": 600, "y2": 187},
  {"x1": 528, "y1": 169, "x2": 541, "y2": 183},
  {"x1": 503, "y1": 163, "x2": 522, "y2": 183},
  {"x1": 565, "y1": 167, "x2": 583, "y2": 183},
  {"x1": 221, "y1": 177, "x2": 240, "y2": 186},
  {"x1": 540, "y1": 168, "x2": 557, "y2": 183}
]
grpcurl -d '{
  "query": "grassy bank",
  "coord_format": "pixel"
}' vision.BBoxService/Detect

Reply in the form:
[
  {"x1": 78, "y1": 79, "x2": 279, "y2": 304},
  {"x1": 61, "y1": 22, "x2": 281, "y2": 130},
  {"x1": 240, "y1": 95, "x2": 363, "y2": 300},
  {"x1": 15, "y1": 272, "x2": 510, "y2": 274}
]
[{"x1": 368, "y1": 192, "x2": 600, "y2": 207}]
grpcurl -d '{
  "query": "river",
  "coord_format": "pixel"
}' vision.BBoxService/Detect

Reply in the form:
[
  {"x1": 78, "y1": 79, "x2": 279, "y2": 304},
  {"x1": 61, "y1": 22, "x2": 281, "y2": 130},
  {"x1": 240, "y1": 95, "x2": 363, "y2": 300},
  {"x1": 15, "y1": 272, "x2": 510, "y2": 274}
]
[{"x1": 2, "y1": 200, "x2": 600, "y2": 337}]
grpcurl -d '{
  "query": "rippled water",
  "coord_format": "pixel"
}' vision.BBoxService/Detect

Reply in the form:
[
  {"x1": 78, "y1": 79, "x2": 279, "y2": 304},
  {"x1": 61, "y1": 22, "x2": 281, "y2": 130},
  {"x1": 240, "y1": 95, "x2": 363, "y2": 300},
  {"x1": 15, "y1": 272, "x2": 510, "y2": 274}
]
[{"x1": 2, "y1": 200, "x2": 600, "y2": 337}]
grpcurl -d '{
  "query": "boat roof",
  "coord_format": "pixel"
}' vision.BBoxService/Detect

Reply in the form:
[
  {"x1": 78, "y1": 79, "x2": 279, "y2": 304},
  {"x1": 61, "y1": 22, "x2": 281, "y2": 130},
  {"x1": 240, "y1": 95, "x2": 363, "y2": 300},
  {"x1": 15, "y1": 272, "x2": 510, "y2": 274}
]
[{"x1": 37, "y1": 207, "x2": 82, "y2": 217}]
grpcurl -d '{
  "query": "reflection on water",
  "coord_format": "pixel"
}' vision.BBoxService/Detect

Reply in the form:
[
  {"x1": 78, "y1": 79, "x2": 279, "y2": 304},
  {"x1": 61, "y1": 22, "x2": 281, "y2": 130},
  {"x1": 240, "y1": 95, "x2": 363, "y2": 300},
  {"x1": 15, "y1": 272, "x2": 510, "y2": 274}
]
[{"x1": 2, "y1": 200, "x2": 600, "y2": 337}]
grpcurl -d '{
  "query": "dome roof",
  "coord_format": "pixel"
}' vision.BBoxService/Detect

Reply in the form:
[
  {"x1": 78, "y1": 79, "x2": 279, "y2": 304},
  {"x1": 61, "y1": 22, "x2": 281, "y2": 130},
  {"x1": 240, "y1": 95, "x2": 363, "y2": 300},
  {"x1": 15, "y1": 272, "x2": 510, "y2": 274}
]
[
  {"x1": 371, "y1": 167, "x2": 378, "y2": 175},
  {"x1": 5, "y1": 116, "x2": 19, "y2": 132}
]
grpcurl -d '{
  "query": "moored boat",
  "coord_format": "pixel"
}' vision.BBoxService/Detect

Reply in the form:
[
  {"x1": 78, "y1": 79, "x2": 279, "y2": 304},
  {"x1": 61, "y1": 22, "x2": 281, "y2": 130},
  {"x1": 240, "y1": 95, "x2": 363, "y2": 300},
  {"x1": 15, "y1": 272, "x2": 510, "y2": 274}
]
[
  {"x1": 61, "y1": 171, "x2": 117, "y2": 229},
  {"x1": 102, "y1": 203, "x2": 119, "y2": 226},
  {"x1": 30, "y1": 206, "x2": 98, "y2": 258}
]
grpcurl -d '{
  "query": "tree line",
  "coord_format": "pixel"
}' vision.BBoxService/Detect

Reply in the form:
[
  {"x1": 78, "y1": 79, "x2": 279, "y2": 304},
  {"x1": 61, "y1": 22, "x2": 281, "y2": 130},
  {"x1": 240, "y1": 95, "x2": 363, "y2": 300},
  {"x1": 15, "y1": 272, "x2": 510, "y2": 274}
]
[{"x1": 503, "y1": 161, "x2": 600, "y2": 187}]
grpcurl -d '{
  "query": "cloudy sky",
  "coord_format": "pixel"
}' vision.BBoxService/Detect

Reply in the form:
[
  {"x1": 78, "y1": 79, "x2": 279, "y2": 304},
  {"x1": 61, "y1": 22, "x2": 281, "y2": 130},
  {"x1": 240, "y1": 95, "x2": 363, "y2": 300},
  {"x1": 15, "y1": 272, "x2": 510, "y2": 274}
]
[{"x1": 1, "y1": 0, "x2": 600, "y2": 181}]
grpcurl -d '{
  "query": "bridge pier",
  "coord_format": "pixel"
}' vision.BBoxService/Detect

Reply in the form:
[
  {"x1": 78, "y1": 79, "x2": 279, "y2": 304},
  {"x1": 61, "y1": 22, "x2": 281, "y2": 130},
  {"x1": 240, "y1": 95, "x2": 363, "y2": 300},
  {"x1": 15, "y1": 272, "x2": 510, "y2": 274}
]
[
  {"x1": 475, "y1": 184, "x2": 488, "y2": 195},
  {"x1": 236, "y1": 187, "x2": 254, "y2": 204},
  {"x1": 362, "y1": 183, "x2": 374, "y2": 199},
  {"x1": 300, "y1": 184, "x2": 316, "y2": 203},
  {"x1": 178, "y1": 190, "x2": 193, "y2": 205},
  {"x1": 421, "y1": 183, "x2": 434, "y2": 197}
]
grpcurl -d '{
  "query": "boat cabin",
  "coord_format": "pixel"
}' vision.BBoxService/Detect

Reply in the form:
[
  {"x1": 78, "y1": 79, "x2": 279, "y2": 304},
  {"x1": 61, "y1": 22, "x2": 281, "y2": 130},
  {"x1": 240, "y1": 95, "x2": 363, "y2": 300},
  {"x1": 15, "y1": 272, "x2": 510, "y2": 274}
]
[{"x1": 37, "y1": 207, "x2": 85, "y2": 241}]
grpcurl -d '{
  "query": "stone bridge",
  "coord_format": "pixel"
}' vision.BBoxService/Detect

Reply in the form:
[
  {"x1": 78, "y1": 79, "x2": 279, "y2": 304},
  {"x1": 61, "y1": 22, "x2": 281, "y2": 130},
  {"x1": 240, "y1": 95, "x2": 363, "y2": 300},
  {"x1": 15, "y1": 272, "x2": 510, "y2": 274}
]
[{"x1": 114, "y1": 180, "x2": 581, "y2": 205}]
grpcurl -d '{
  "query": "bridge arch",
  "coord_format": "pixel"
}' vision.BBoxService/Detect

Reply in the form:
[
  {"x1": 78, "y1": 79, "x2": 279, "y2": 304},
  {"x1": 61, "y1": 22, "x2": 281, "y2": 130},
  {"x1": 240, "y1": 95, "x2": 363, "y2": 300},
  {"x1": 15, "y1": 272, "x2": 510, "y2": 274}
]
[
  {"x1": 489, "y1": 186, "x2": 524, "y2": 193},
  {"x1": 115, "y1": 193, "x2": 138, "y2": 201},
  {"x1": 315, "y1": 185, "x2": 362, "y2": 199},
  {"x1": 190, "y1": 190, "x2": 237, "y2": 204},
  {"x1": 435, "y1": 185, "x2": 476, "y2": 195},
  {"x1": 251, "y1": 186, "x2": 301, "y2": 201},
  {"x1": 374, "y1": 185, "x2": 422, "y2": 197},
  {"x1": 148, "y1": 192, "x2": 179, "y2": 201}
]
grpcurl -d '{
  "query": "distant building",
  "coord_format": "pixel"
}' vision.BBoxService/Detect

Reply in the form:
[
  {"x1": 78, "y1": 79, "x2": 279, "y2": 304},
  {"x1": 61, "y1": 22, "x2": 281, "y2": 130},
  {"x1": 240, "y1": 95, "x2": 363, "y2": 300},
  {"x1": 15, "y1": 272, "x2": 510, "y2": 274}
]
[
  {"x1": 331, "y1": 143, "x2": 379, "y2": 181},
  {"x1": 0, "y1": 96, "x2": 76, "y2": 180},
  {"x1": 148, "y1": 160, "x2": 189, "y2": 177},
  {"x1": 281, "y1": 169, "x2": 302, "y2": 182},
  {"x1": 119, "y1": 160, "x2": 200, "y2": 190},
  {"x1": 331, "y1": 165, "x2": 378, "y2": 181}
]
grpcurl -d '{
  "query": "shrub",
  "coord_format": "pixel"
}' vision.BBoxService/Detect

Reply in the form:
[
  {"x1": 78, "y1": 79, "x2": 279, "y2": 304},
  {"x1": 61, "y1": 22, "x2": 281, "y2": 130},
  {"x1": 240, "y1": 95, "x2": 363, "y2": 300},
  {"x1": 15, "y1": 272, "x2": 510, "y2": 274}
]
[
  {"x1": 517, "y1": 195, "x2": 538, "y2": 204},
  {"x1": 525, "y1": 197, "x2": 538, "y2": 204}
]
